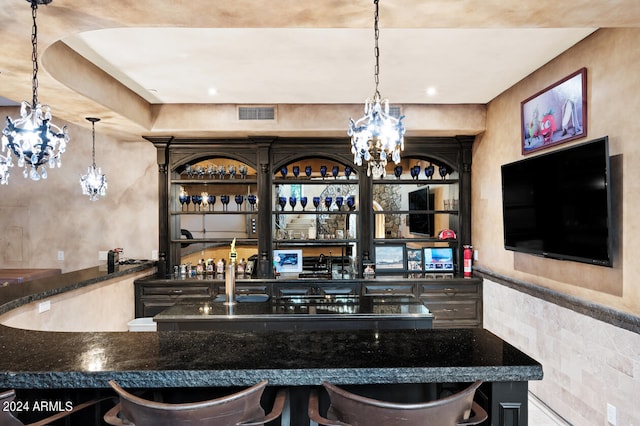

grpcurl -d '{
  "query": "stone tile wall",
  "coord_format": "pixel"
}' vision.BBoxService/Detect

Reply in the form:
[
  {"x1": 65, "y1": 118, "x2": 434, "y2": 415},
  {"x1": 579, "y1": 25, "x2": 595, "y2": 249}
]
[{"x1": 483, "y1": 279, "x2": 640, "y2": 425}]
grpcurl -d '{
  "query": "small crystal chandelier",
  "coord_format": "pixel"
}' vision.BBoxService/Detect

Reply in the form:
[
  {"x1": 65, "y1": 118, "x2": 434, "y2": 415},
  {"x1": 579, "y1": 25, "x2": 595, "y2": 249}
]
[
  {"x1": 348, "y1": 0, "x2": 405, "y2": 179},
  {"x1": 1, "y1": 0, "x2": 68, "y2": 184},
  {"x1": 80, "y1": 117, "x2": 107, "y2": 201}
]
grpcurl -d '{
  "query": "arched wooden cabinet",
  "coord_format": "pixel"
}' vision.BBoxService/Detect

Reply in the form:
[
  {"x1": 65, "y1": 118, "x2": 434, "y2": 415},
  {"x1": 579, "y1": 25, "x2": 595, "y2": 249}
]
[{"x1": 145, "y1": 136, "x2": 474, "y2": 279}]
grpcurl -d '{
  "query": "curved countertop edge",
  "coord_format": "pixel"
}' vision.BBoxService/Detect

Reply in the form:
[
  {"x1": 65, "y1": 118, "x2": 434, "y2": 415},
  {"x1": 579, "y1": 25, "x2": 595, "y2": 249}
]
[
  {"x1": 0, "y1": 262, "x2": 157, "y2": 315},
  {"x1": 0, "y1": 366, "x2": 544, "y2": 389},
  {"x1": 475, "y1": 266, "x2": 640, "y2": 335}
]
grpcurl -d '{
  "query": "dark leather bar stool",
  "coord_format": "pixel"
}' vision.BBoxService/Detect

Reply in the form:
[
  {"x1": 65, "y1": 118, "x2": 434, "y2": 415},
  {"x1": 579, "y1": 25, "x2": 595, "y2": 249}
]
[
  {"x1": 104, "y1": 379, "x2": 287, "y2": 426},
  {"x1": 308, "y1": 380, "x2": 487, "y2": 426},
  {"x1": 0, "y1": 389, "x2": 111, "y2": 426}
]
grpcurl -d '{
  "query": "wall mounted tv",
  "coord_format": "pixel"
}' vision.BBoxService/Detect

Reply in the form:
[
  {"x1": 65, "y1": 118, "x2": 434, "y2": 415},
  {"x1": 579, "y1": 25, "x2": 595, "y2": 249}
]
[
  {"x1": 408, "y1": 187, "x2": 435, "y2": 236},
  {"x1": 501, "y1": 136, "x2": 613, "y2": 267}
]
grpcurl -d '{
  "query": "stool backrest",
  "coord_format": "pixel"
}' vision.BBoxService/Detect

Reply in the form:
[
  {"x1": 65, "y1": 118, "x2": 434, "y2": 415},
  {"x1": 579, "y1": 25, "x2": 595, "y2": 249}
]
[
  {"x1": 323, "y1": 380, "x2": 485, "y2": 426},
  {"x1": 106, "y1": 380, "x2": 267, "y2": 426}
]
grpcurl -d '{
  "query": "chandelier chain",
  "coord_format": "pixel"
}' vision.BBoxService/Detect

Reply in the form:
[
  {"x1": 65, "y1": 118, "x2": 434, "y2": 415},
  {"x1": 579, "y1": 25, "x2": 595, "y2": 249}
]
[
  {"x1": 373, "y1": 0, "x2": 380, "y2": 100},
  {"x1": 31, "y1": 1, "x2": 39, "y2": 108}
]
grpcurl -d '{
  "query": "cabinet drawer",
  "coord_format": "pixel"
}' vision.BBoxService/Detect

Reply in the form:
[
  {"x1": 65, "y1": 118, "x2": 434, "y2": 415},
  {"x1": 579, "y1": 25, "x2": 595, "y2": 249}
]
[
  {"x1": 419, "y1": 283, "x2": 480, "y2": 298},
  {"x1": 363, "y1": 284, "x2": 414, "y2": 296},
  {"x1": 141, "y1": 285, "x2": 210, "y2": 297},
  {"x1": 421, "y1": 299, "x2": 480, "y2": 321}
]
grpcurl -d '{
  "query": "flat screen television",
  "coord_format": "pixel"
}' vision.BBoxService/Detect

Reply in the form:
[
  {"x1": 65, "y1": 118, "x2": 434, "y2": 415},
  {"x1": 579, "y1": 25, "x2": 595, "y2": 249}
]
[
  {"x1": 501, "y1": 136, "x2": 613, "y2": 267},
  {"x1": 408, "y1": 187, "x2": 435, "y2": 236}
]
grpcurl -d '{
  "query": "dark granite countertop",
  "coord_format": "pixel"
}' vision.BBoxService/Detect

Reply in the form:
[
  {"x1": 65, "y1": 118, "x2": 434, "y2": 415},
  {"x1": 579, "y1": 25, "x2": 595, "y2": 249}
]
[
  {"x1": 0, "y1": 267, "x2": 541, "y2": 391},
  {"x1": 0, "y1": 326, "x2": 542, "y2": 389},
  {"x1": 0, "y1": 261, "x2": 155, "y2": 315}
]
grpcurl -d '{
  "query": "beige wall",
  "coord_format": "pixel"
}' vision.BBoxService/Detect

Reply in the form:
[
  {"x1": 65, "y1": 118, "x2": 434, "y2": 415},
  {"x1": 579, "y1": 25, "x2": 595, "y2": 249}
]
[
  {"x1": 0, "y1": 269, "x2": 154, "y2": 331},
  {"x1": 473, "y1": 28, "x2": 640, "y2": 316},
  {"x1": 475, "y1": 28, "x2": 640, "y2": 425},
  {"x1": 0, "y1": 113, "x2": 158, "y2": 272}
]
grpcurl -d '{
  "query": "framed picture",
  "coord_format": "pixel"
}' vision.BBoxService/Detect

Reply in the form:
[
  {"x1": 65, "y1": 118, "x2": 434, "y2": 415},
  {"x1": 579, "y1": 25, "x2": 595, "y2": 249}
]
[
  {"x1": 407, "y1": 247, "x2": 423, "y2": 278},
  {"x1": 375, "y1": 245, "x2": 405, "y2": 271},
  {"x1": 521, "y1": 68, "x2": 587, "y2": 154}
]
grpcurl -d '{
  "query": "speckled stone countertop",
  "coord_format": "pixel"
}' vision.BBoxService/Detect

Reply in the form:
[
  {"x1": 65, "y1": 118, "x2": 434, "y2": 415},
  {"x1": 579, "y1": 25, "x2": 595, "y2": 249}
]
[{"x1": 0, "y1": 267, "x2": 542, "y2": 390}]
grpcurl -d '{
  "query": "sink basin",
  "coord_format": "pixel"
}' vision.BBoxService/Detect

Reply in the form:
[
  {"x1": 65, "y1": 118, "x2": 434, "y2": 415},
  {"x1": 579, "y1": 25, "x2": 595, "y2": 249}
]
[{"x1": 213, "y1": 294, "x2": 270, "y2": 303}]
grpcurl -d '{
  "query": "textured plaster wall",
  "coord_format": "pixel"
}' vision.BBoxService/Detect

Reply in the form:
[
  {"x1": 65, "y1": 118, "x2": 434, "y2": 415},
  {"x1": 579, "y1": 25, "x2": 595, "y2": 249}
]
[
  {"x1": 473, "y1": 28, "x2": 640, "y2": 315},
  {"x1": 0, "y1": 114, "x2": 158, "y2": 272},
  {"x1": 475, "y1": 28, "x2": 640, "y2": 425}
]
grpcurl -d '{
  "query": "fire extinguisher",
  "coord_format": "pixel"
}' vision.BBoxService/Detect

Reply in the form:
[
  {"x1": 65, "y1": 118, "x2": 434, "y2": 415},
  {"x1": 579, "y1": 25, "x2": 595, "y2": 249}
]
[{"x1": 463, "y1": 245, "x2": 473, "y2": 278}]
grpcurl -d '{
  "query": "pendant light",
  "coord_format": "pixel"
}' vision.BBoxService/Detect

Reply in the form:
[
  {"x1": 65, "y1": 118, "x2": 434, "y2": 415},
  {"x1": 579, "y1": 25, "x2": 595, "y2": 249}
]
[
  {"x1": 1, "y1": 0, "x2": 69, "y2": 184},
  {"x1": 348, "y1": 0, "x2": 405, "y2": 179},
  {"x1": 80, "y1": 117, "x2": 107, "y2": 201}
]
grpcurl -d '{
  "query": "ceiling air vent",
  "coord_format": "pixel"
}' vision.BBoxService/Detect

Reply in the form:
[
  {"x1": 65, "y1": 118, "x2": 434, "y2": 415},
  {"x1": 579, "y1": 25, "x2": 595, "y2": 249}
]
[
  {"x1": 238, "y1": 106, "x2": 276, "y2": 121},
  {"x1": 388, "y1": 105, "x2": 402, "y2": 119}
]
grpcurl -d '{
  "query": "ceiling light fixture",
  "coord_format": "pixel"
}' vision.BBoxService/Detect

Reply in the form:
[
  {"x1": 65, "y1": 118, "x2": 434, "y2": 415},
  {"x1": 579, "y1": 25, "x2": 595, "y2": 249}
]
[
  {"x1": 1, "y1": 0, "x2": 68, "y2": 183},
  {"x1": 348, "y1": 0, "x2": 405, "y2": 179},
  {"x1": 80, "y1": 117, "x2": 107, "y2": 201}
]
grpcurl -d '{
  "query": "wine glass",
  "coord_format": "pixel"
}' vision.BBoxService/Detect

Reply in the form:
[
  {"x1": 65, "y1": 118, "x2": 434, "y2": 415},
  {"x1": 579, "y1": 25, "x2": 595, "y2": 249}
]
[
  {"x1": 324, "y1": 196, "x2": 332, "y2": 211},
  {"x1": 344, "y1": 166, "x2": 352, "y2": 179},
  {"x1": 425, "y1": 164, "x2": 435, "y2": 179},
  {"x1": 289, "y1": 196, "x2": 297, "y2": 211},
  {"x1": 183, "y1": 164, "x2": 192, "y2": 178},
  {"x1": 346, "y1": 195, "x2": 356, "y2": 210},
  {"x1": 300, "y1": 196, "x2": 308, "y2": 211},
  {"x1": 221, "y1": 195, "x2": 230, "y2": 211},
  {"x1": 207, "y1": 165, "x2": 216, "y2": 178},
  {"x1": 305, "y1": 165, "x2": 312, "y2": 177},
  {"x1": 239, "y1": 165, "x2": 248, "y2": 179},
  {"x1": 184, "y1": 194, "x2": 191, "y2": 211},
  {"x1": 194, "y1": 195, "x2": 203, "y2": 211},
  {"x1": 217, "y1": 165, "x2": 226, "y2": 180},
  {"x1": 413, "y1": 165, "x2": 421, "y2": 180},
  {"x1": 228, "y1": 165, "x2": 236, "y2": 179},
  {"x1": 280, "y1": 166, "x2": 288, "y2": 179},
  {"x1": 332, "y1": 165, "x2": 339, "y2": 179},
  {"x1": 278, "y1": 196, "x2": 287, "y2": 211},
  {"x1": 439, "y1": 165, "x2": 448, "y2": 180},
  {"x1": 195, "y1": 165, "x2": 205, "y2": 179},
  {"x1": 207, "y1": 194, "x2": 216, "y2": 211},
  {"x1": 293, "y1": 166, "x2": 300, "y2": 178},
  {"x1": 335, "y1": 196, "x2": 344, "y2": 210},
  {"x1": 320, "y1": 165, "x2": 328, "y2": 180},
  {"x1": 410, "y1": 166, "x2": 418, "y2": 180},
  {"x1": 247, "y1": 194, "x2": 257, "y2": 210},
  {"x1": 313, "y1": 196, "x2": 321, "y2": 211},
  {"x1": 235, "y1": 194, "x2": 244, "y2": 211},
  {"x1": 179, "y1": 189, "x2": 189, "y2": 211},
  {"x1": 393, "y1": 165, "x2": 403, "y2": 179},
  {"x1": 191, "y1": 195, "x2": 199, "y2": 211}
]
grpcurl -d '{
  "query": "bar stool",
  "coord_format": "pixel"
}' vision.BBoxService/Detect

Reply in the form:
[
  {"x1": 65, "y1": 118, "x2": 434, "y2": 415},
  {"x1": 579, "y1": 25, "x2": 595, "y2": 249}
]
[
  {"x1": 308, "y1": 380, "x2": 487, "y2": 426},
  {"x1": 0, "y1": 389, "x2": 110, "y2": 426},
  {"x1": 104, "y1": 379, "x2": 287, "y2": 426}
]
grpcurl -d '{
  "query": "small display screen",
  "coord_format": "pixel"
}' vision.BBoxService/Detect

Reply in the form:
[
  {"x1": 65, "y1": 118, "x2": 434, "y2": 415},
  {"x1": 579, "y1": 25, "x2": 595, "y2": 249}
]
[
  {"x1": 273, "y1": 250, "x2": 303, "y2": 273},
  {"x1": 423, "y1": 248, "x2": 454, "y2": 272}
]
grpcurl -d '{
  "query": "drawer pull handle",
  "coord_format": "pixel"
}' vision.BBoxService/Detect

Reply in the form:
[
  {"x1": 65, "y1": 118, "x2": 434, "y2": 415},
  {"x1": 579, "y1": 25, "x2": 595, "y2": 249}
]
[{"x1": 169, "y1": 290, "x2": 183, "y2": 294}]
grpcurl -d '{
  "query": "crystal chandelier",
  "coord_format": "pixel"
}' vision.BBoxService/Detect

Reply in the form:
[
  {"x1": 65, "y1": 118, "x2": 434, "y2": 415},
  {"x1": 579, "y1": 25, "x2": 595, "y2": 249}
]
[
  {"x1": 1, "y1": 0, "x2": 68, "y2": 184},
  {"x1": 348, "y1": 0, "x2": 405, "y2": 179},
  {"x1": 80, "y1": 117, "x2": 107, "y2": 201}
]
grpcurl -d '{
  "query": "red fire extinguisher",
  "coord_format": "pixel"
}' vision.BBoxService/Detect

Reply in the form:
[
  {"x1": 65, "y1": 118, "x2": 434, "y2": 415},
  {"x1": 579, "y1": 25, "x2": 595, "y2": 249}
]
[{"x1": 463, "y1": 245, "x2": 473, "y2": 278}]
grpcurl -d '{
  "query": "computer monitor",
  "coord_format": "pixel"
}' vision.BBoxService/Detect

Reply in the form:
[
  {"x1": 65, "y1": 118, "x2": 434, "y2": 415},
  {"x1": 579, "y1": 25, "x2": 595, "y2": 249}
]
[
  {"x1": 273, "y1": 250, "x2": 304, "y2": 273},
  {"x1": 423, "y1": 247, "x2": 454, "y2": 273}
]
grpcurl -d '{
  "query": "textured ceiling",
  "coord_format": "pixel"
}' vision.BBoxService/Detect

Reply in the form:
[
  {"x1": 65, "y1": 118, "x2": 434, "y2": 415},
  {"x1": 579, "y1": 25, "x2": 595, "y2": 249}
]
[{"x1": 1, "y1": 0, "x2": 639, "y2": 138}]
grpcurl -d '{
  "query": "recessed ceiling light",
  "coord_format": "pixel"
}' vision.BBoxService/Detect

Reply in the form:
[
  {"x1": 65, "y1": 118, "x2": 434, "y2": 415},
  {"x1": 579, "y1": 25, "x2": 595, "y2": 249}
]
[
  {"x1": 208, "y1": 87, "x2": 218, "y2": 96},
  {"x1": 426, "y1": 87, "x2": 437, "y2": 97}
]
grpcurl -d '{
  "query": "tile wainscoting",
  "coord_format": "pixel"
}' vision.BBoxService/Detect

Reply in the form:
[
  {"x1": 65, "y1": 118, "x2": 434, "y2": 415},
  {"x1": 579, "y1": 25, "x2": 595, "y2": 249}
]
[{"x1": 479, "y1": 270, "x2": 639, "y2": 425}]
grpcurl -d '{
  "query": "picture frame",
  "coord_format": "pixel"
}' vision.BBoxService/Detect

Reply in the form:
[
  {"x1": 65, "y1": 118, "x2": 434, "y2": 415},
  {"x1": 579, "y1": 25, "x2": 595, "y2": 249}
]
[
  {"x1": 521, "y1": 67, "x2": 587, "y2": 154},
  {"x1": 374, "y1": 245, "x2": 405, "y2": 271},
  {"x1": 406, "y1": 247, "x2": 423, "y2": 278}
]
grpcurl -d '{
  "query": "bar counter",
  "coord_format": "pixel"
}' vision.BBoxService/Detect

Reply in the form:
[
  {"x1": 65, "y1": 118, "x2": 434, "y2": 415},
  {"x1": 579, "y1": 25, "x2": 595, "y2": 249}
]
[{"x1": 0, "y1": 268, "x2": 542, "y2": 425}]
